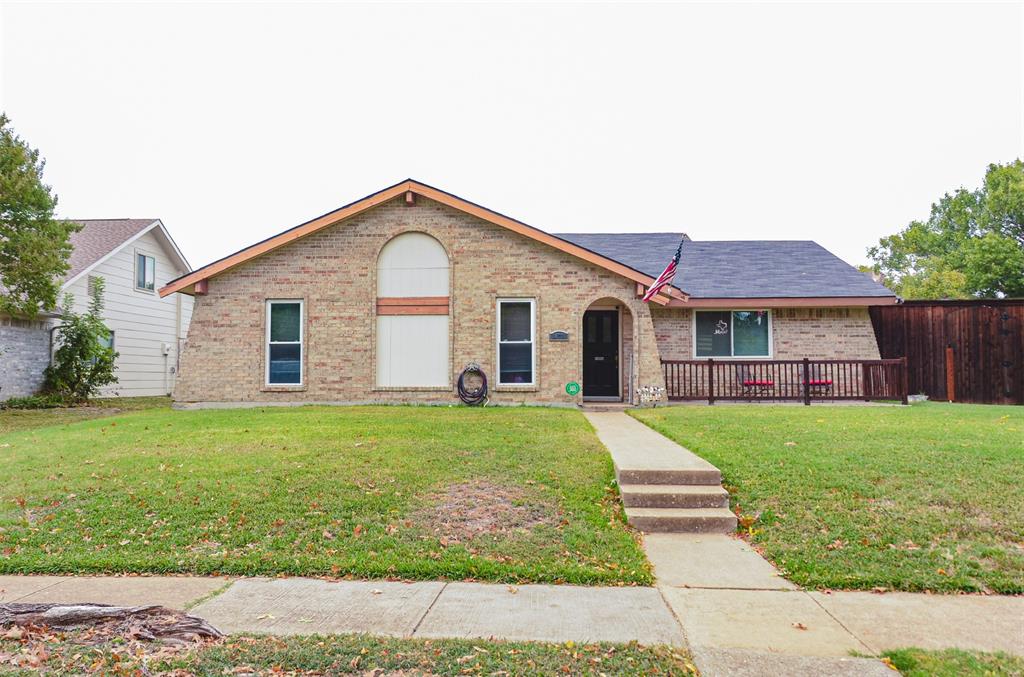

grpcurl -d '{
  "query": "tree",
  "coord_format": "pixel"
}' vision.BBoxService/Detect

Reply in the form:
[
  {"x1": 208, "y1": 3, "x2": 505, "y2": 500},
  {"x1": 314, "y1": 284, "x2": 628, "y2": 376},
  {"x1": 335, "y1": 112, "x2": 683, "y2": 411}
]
[
  {"x1": 0, "y1": 114, "x2": 80, "y2": 317},
  {"x1": 868, "y1": 160, "x2": 1024, "y2": 299},
  {"x1": 43, "y1": 277, "x2": 118, "y2": 402}
]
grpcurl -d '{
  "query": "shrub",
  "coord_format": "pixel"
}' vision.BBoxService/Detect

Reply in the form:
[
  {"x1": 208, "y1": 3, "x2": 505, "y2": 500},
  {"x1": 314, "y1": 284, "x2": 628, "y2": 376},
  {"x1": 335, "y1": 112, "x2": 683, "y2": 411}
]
[
  {"x1": 0, "y1": 393, "x2": 67, "y2": 410},
  {"x1": 42, "y1": 277, "x2": 118, "y2": 403}
]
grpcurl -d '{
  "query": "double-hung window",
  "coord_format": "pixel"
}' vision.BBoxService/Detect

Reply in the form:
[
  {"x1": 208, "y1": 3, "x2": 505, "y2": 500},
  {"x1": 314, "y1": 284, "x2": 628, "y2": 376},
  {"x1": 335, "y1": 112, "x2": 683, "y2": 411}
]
[
  {"x1": 695, "y1": 310, "x2": 771, "y2": 358},
  {"x1": 496, "y1": 299, "x2": 535, "y2": 385},
  {"x1": 136, "y1": 253, "x2": 156, "y2": 291},
  {"x1": 266, "y1": 300, "x2": 303, "y2": 385}
]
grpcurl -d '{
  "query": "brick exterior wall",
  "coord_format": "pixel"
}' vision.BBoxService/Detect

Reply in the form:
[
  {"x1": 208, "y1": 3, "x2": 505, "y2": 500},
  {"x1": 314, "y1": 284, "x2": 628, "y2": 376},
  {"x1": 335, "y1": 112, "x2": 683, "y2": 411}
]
[
  {"x1": 772, "y1": 308, "x2": 880, "y2": 360},
  {"x1": 174, "y1": 196, "x2": 666, "y2": 405},
  {"x1": 651, "y1": 307, "x2": 880, "y2": 360},
  {"x1": 0, "y1": 314, "x2": 53, "y2": 399}
]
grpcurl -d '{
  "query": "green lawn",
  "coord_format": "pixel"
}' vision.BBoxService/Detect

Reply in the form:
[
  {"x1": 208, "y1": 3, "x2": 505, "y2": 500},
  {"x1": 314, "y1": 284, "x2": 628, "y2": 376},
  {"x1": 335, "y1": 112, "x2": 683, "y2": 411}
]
[
  {"x1": 0, "y1": 396, "x2": 170, "y2": 435},
  {"x1": 631, "y1": 402, "x2": 1024, "y2": 593},
  {"x1": 0, "y1": 632, "x2": 696, "y2": 675},
  {"x1": 0, "y1": 405, "x2": 650, "y2": 585},
  {"x1": 883, "y1": 648, "x2": 1024, "y2": 677}
]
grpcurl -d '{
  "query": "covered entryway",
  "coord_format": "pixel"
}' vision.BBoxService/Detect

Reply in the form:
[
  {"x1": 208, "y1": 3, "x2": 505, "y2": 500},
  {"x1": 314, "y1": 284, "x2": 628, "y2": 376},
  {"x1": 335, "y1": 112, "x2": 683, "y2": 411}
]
[{"x1": 583, "y1": 300, "x2": 633, "y2": 401}]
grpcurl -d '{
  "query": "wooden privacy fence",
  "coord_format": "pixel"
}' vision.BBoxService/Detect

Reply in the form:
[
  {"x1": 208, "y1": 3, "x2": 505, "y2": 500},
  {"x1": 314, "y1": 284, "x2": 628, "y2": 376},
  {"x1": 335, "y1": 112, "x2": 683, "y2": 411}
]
[
  {"x1": 661, "y1": 358, "x2": 909, "y2": 405},
  {"x1": 870, "y1": 300, "x2": 1023, "y2": 405}
]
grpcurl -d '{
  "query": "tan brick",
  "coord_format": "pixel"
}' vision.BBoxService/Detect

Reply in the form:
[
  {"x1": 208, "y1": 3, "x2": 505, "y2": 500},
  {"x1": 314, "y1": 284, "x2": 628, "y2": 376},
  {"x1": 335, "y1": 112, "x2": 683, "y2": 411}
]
[{"x1": 175, "y1": 196, "x2": 665, "y2": 405}]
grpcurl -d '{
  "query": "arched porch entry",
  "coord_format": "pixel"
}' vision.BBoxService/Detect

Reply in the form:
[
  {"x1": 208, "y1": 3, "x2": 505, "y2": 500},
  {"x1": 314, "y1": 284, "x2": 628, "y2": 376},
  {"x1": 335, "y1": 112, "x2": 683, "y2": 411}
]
[{"x1": 582, "y1": 298, "x2": 635, "y2": 402}]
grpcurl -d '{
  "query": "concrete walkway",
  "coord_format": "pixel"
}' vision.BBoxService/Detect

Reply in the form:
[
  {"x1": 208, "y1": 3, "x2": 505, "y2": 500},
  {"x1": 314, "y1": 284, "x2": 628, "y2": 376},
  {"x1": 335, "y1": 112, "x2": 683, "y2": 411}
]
[{"x1": 586, "y1": 410, "x2": 1024, "y2": 675}]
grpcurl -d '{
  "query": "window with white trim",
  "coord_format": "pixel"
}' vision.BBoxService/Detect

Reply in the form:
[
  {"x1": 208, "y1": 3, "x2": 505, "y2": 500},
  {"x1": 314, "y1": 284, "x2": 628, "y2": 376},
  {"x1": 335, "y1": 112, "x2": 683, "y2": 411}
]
[
  {"x1": 695, "y1": 310, "x2": 771, "y2": 358},
  {"x1": 266, "y1": 300, "x2": 303, "y2": 385},
  {"x1": 497, "y1": 299, "x2": 535, "y2": 385},
  {"x1": 135, "y1": 253, "x2": 156, "y2": 291}
]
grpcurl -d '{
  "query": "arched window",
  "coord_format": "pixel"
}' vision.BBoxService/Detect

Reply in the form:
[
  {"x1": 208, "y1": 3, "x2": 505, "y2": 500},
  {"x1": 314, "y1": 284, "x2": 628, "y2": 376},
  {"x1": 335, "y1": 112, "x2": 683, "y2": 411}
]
[{"x1": 376, "y1": 233, "x2": 450, "y2": 387}]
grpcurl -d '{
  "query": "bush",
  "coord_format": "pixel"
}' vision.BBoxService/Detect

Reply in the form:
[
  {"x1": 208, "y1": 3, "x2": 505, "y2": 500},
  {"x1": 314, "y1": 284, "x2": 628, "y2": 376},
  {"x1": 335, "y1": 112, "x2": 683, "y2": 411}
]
[
  {"x1": 42, "y1": 277, "x2": 118, "y2": 403},
  {"x1": 0, "y1": 393, "x2": 67, "y2": 410}
]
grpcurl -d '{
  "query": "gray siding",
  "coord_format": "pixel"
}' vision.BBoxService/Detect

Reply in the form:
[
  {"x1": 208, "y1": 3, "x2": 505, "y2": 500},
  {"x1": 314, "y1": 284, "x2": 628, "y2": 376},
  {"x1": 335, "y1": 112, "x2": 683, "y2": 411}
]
[{"x1": 62, "y1": 228, "x2": 194, "y2": 397}]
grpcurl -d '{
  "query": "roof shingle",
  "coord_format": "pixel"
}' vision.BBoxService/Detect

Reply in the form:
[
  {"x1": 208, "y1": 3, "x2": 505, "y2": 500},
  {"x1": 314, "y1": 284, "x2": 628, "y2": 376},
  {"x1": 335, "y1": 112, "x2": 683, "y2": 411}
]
[
  {"x1": 65, "y1": 219, "x2": 156, "y2": 282},
  {"x1": 554, "y1": 233, "x2": 895, "y2": 299}
]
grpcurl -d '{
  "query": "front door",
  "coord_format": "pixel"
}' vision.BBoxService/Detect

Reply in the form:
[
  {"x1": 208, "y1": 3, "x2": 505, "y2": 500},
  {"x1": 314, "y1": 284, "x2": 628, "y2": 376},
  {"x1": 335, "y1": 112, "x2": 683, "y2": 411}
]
[{"x1": 583, "y1": 309, "x2": 619, "y2": 398}]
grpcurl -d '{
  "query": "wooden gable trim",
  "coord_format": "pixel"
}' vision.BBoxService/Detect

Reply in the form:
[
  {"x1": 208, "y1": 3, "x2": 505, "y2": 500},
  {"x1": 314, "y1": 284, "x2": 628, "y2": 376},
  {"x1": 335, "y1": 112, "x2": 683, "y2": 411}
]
[{"x1": 158, "y1": 180, "x2": 690, "y2": 300}]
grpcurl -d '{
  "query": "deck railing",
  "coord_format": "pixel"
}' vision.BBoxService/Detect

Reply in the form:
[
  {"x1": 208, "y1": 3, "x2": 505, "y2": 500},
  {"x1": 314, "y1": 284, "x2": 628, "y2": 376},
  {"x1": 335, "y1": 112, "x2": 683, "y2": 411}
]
[{"x1": 661, "y1": 358, "x2": 909, "y2": 405}]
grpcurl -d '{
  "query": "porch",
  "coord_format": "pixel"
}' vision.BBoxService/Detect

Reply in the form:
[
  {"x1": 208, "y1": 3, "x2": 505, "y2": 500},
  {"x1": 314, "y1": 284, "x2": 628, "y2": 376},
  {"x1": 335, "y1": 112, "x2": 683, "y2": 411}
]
[{"x1": 661, "y1": 358, "x2": 909, "y2": 405}]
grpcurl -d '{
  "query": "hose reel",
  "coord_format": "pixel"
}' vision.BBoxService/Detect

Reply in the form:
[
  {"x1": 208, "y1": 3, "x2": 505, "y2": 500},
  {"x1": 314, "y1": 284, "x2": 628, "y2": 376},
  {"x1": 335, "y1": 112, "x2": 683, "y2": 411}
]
[{"x1": 457, "y1": 363, "x2": 488, "y2": 406}]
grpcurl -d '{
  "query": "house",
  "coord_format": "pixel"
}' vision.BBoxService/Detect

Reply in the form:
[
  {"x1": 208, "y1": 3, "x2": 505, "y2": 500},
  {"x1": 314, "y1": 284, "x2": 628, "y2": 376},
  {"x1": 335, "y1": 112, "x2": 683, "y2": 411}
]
[
  {"x1": 0, "y1": 219, "x2": 193, "y2": 399},
  {"x1": 159, "y1": 180, "x2": 897, "y2": 406}
]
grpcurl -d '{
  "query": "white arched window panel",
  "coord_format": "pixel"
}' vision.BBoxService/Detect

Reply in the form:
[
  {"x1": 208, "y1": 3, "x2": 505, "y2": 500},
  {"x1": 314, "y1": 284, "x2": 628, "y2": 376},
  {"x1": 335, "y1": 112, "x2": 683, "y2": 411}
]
[
  {"x1": 377, "y1": 232, "x2": 449, "y2": 297},
  {"x1": 376, "y1": 232, "x2": 450, "y2": 388}
]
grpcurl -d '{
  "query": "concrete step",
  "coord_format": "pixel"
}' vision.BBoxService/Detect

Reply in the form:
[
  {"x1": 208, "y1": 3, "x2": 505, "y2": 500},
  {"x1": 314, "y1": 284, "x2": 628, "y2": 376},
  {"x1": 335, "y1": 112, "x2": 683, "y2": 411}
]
[
  {"x1": 626, "y1": 507, "x2": 738, "y2": 534},
  {"x1": 616, "y1": 467, "x2": 722, "y2": 486},
  {"x1": 620, "y1": 484, "x2": 730, "y2": 509}
]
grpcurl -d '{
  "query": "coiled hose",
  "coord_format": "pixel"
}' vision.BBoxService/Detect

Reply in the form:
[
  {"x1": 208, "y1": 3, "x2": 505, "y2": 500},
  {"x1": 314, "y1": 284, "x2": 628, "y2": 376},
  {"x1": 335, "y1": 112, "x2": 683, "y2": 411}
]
[{"x1": 457, "y1": 363, "x2": 488, "y2": 406}]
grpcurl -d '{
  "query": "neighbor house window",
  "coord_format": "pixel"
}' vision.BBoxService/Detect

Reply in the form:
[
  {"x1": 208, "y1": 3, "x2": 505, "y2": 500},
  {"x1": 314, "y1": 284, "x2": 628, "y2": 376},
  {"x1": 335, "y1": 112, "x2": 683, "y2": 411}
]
[
  {"x1": 136, "y1": 253, "x2": 156, "y2": 291},
  {"x1": 91, "y1": 331, "x2": 114, "y2": 366},
  {"x1": 695, "y1": 310, "x2": 771, "y2": 358},
  {"x1": 497, "y1": 299, "x2": 535, "y2": 385},
  {"x1": 266, "y1": 300, "x2": 303, "y2": 385}
]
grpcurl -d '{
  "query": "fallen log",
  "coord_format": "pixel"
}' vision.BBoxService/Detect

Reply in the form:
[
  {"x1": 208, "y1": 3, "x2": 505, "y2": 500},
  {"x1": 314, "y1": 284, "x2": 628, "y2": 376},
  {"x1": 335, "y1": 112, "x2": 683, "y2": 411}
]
[{"x1": 0, "y1": 603, "x2": 223, "y2": 645}]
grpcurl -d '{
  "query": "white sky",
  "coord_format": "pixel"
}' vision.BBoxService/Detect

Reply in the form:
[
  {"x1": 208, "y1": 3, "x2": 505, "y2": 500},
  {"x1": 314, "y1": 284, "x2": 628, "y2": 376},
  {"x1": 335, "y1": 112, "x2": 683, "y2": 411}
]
[{"x1": 2, "y1": 2, "x2": 1021, "y2": 270}]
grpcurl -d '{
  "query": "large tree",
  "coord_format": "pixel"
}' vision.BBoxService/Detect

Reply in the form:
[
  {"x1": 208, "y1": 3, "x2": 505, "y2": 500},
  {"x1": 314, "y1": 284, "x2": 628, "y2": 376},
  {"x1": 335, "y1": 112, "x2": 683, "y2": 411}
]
[
  {"x1": 868, "y1": 160, "x2": 1024, "y2": 299},
  {"x1": 0, "y1": 114, "x2": 80, "y2": 317}
]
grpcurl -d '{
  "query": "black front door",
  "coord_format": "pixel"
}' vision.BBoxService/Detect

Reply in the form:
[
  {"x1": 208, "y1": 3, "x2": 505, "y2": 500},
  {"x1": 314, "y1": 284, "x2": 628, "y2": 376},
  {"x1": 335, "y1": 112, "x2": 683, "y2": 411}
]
[{"x1": 583, "y1": 309, "x2": 619, "y2": 397}]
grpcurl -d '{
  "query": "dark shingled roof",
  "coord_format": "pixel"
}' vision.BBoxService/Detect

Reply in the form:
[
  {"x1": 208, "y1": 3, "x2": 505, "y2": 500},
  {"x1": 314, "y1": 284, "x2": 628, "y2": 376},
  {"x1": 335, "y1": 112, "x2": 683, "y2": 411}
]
[
  {"x1": 553, "y1": 233, "x2": 895, "y2": 299},
  {"x1": 65, "y1": 219, "x2": 157, "y2": 281}
]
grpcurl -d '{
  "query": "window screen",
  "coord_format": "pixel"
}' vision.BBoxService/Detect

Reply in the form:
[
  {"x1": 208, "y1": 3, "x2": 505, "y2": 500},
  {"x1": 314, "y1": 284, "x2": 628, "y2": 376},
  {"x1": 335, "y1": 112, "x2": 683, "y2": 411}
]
[
  {"x1": 267, "y1": 301, "x2": 302, "y2": 385},
  {"x1": 498, "y1": 300, "x2": 534, "y2": 384},
  {"x1": 695, "y1": 310, "x2": 770, "y2": 357}
]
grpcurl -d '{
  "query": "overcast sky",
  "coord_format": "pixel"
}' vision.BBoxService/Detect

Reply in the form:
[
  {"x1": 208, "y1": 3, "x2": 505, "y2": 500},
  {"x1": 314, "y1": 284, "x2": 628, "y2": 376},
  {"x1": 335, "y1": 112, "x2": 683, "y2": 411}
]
[{"x1": 2, "y1": 2, "x2": 1021, "y2": 269}]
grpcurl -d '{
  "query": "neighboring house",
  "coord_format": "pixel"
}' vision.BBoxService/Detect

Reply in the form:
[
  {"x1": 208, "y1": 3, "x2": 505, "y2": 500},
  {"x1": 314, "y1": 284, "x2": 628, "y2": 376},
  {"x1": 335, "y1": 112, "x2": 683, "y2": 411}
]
[
  {"x1": 160, "y1": 180, "x2": 897, "y2": 406},
  {"x1": 0, "y1": 219, "x2": 193, "y2": 399}
]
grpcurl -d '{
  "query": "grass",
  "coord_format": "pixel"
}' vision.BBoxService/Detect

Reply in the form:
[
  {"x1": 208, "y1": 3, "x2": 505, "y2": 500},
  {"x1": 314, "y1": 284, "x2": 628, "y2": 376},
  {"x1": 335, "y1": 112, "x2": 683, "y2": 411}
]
[
  {"x1": 0, "y1": 405, "x2": 650, "y2": 585},
  {"x1": 631, "y1": 402, "x2": 1024, "y2": 593},
  {"x1": 0, "y1": 632, "x2": 696, "y2": 676},
  {"x1": 883, "y1": 648, "x2": 1024, "y2": 676},
  {"x1": 0, "y1": 396, "x2": 170, "y2": 435}
]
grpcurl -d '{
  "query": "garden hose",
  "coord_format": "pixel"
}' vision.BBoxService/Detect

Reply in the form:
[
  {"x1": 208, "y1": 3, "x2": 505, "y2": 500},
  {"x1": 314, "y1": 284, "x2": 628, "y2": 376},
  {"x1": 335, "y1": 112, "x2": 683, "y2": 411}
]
[{"x1": 457, "y1": 363, "x2": 489, "y2": 406}]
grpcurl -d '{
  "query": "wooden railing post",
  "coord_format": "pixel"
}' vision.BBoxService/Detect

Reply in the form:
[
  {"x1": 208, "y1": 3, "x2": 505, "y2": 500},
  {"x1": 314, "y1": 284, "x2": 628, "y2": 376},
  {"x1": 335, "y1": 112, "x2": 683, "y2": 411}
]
[
  {"x1": 708, "y1": 358, "x2": 715, "y2": 405},
  {"x1": 802, "y1": 358, "x2": 811, "y2": 406},
  {"x1": 901, "y1": 356, "x2": 909, "y2": 405},
  {"x1": 862, "y1": 362, "x2": 870, "y2": 401}
]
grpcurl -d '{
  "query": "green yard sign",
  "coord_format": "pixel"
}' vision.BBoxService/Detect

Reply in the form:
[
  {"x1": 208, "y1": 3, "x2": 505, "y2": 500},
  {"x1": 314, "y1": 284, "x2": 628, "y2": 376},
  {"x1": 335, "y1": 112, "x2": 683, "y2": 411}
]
[{"x1": 565, "y1": 381, "x2": 581, "y2": 396}]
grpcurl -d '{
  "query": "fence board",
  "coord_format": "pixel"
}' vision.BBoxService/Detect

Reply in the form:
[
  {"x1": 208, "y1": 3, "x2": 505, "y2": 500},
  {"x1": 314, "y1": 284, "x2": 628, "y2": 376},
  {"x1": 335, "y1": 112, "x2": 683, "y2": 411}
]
[{"x1": 870, "y1": 300, "x2": 1023, "y2": 405}]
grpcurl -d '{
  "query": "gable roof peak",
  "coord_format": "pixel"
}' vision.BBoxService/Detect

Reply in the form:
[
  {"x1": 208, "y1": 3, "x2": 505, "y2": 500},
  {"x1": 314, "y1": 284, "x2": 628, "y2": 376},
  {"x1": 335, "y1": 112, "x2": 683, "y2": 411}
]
[{"x1": 159, "y1": 181, "x2": 688, "y2": 302}]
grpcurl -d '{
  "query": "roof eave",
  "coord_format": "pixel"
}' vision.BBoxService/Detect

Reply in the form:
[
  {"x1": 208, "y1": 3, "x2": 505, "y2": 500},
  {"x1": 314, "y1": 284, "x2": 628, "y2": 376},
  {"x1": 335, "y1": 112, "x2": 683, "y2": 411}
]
[
  {"x1": 159, "y1": 180, "x2": 690, "y2": 300},
  {"x1": 670, "y1": 295, "x2": 899, "y2": 308}
]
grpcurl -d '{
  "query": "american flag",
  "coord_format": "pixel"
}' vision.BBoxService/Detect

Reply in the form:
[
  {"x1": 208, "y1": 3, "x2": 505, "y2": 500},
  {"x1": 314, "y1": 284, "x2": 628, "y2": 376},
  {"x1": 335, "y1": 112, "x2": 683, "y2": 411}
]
[{"x1": 642, "y1": 238, "x2": 685, "y2": 303}]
